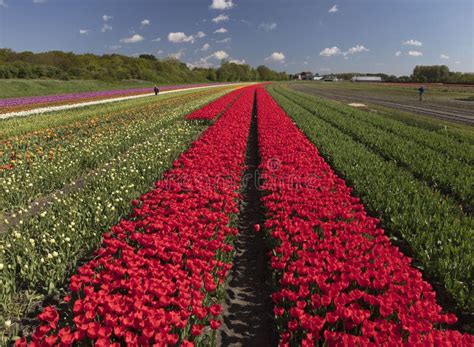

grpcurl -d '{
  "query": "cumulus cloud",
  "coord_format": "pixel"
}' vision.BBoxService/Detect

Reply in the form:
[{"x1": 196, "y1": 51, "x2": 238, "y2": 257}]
[
  {"x1": 216, "y1": 37, "x2": 231, "y2": 43},
  {"x1": 408, "y1": 50, "x2": 423, "y2": 57},
  {"x1": 212, "y1": 14, "x2": 229, "y2": 23},
  {"x1": 210, "y1": 0, "x2": 234, "y2": 10},
  {"x1": 328, "y1": 5, "x2": 338, "y2": 13},
  {"x1": 345, "y1": 44, "x2": 369, "y2": 55},
  {"x1": 201, "y1": 43, "x2": 211, "y2": 51},
  {"x1": 33, "y1": 0, "x2": 46, "y2": 3},
  {"x1": 120, "y1": 34, "x2": 145, "y2": 43},
  {"x1": 395, "y1": 51, "x2": 402, "y2": 56},
  {"x1": 403, "y1": 39, "x2": 422, "y2": 47},
  {"x1": 141, "y1": 19, "x2": 150, "y2": 27},
  {"x1": 259, "y1": 22, "x2": 277, "y2": 32},
  {"x1": 168, "y1": 32, "x2": 195, "y2": 43},
  {"x1": 440, "y1": 54, "x2": 449, "y2": 59},
  {"x1": 79, "y1": 29, "x2": 90, "y2": 35},
  {"x1": 320, "y1": 45, "x2": 369, "y2": 57},
  {"x1": 320, "y1": 46, "x2": 342, "y2": 57},
  {"x1": 229, "y1": 58, "x2": 245, "y2": 65},
  {"x1": 101, "y1": 24, "x2": 112, "y2": 32},
  {"x1": 0, "y1": 0, "x2": 7, "y2": 7},
  {"x1": 152, "y1": 37, "x2": 161, "y2": 42},
  {"x1": 108, "y1": 45, "x2": 122, "y2": 50},
  {"x1": 169, "y1": 51, "x2": 185, "y2": 60},
  {"x1": 214, "y1": 27, "x2": 228, "y2": 34},
  {"x1": 211, "y1": 50, "x2": 229, "y2": 60},
  {"x1": 196, "y1": 31, "x2": 206, "y2": 38},
  {"x1": 103, "y1": 15, "x2": 113, "y2": 22},
  {"x1": 265, "y1": 52, "x2": 286, "y2": 63}
]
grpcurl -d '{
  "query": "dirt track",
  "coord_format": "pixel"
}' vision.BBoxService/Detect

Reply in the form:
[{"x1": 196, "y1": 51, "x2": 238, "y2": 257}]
[{"x1": 291, "y1": 84, "x2": 474, "y2": 126}]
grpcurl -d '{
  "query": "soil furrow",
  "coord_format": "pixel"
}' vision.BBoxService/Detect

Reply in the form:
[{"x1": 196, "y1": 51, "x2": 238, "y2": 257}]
[{"x1": 216, "y1": 92, "x2": 277, "y2": 347}]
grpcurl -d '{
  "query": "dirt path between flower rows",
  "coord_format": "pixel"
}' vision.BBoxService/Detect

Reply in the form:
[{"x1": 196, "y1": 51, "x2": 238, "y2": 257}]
[{"x1": 216, "y1": 93, "x2": 278, "y2": 346}]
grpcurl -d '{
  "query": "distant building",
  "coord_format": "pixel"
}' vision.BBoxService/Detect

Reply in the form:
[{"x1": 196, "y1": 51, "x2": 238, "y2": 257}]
[
  {"x1": 293, "y1": 71, "x2": 315, "y2": 80},
  {"x1": 351, "y1": 76, "x2": 383, "y2": 82},
  {"x1": 323, "y1": 75, "x2": 340, "y2": 82}
]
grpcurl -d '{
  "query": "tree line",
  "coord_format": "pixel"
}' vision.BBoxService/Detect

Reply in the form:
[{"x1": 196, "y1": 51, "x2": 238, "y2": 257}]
[
  {"x1": 331, "y1": 66, "x2": 473, "y2": 84},
  {"x1": 0, "y1": 49, "x2": 289, "y2": 83}
]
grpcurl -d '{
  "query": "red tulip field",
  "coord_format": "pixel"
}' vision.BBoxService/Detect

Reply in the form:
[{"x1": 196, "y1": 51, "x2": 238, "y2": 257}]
[{"x1": 1, "y1": 84, "x2": 472, "y2": 346}]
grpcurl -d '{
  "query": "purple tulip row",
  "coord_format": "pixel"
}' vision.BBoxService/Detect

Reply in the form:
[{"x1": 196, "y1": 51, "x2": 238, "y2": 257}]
[{"x1": 0, "y1": 83, "x2": 222, "y2": 108}]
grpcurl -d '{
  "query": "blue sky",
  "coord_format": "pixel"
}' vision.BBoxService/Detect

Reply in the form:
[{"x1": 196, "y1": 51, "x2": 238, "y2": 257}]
[{"x1": 0, "y1": 0, "x2": 473, "y2": 75}]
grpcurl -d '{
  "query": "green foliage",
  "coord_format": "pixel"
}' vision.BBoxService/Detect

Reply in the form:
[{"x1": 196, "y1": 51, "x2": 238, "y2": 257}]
[
  {"x1": 268, "y1": 85, "x2": 474, "y2": 311},
  {"x1": 412, "y1": 65, "x2": 474, "y2": 84},
  {"x1": 275, "y1": 87, "x2": 474, "y2": 208},
  {"x1": 0, "y1": 49, "x2": 288, "y2": 83}
]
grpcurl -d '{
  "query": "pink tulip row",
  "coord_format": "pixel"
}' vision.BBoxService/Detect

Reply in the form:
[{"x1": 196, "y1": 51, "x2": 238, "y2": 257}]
[
  {"x1": 16, "y1": 86, "x2": 258, "y2": 346},
  {"x1": 255, "y1": 88, "x2": 473, "y2": 346}
]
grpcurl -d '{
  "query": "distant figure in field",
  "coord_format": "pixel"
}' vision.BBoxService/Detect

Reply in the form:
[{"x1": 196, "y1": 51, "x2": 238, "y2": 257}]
[
  {"x1": 154, "y1": 85, "x2": 160, "y2": 96},
  {"x1": 418, "y1": 86, "x2": 425, "y2": 101}
]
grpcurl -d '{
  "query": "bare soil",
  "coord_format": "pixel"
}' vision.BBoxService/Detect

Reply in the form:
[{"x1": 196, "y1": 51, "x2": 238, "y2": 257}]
[{"x1": 216, "y1": 93, "x2": 277, "y2": 347}]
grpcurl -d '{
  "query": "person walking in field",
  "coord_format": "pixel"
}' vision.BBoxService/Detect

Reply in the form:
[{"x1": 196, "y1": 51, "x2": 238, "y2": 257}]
[
  {"x1": 154, "y1": 85, "x2": 160, "y2": 96},
  {"x1": 418, "y1": 86, "x2": 425, "y2": 101}
]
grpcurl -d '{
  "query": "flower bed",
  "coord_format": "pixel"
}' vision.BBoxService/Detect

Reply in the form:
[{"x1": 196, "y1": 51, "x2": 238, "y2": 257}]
[
  {"x1": 15, "y1": 86, "x2": 257, "y2": 346},
  {"x1": 185, "y1": 86, "x2": 247, "y2": 120},
  {"x1": 0, "y1": 83, "x2": 228, "y2": 112},
  {"x1": 256, "y1": 88, "x2": 473, "y2": 346}
]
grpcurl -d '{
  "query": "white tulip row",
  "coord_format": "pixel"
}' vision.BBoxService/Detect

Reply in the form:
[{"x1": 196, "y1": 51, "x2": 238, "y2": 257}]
[{"x1": 0, "y1": 83, "x2": 247, "y2": 120}]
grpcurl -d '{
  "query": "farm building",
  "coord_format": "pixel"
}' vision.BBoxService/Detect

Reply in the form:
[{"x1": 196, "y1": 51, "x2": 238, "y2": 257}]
[
  {"x1": 351, "y1": 76, "x2": 383, "y2": 82},
  {"x1": 293, "y1": 72, "x2": 314, "y2": 80},
  {"x1": 323, "y1": 75, "x2": 340, "y2": 82}
]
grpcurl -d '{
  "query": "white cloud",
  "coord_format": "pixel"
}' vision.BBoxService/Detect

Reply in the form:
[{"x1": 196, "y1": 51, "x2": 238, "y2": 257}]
[
  {"x1": 395, "y1": 51, "x2": 402, "y2": 56},
  {"x1": 168, "y1": 32, "x2": 194, "y2": 43},
  {"x1": 103, "y1": 15, "x2": 113, "y2": 22},
  {"x1": 0, "y1": 0, "x2": 7, "y2": 7},
  {"x1": 407, "y1": 50, "x2": 423, "y2": 57},
  {"x1": 455, "y1": 61, "x2": 461, "y2": 64},
  {"x1": 440, "y1": 54, "x2": 449, "y2": 59},
  {"x1": 108, "y1": 45, "x2": 122, "y2": 50},
  {"x1": 216, "y1": 37, "x2": 231, "y2": 43},
  {"x1": 201, "y1": 43, "x2": 211, "y2": 51},
  {"x1": 320, "y1": 46, "x2": 342, "y2": 57},
  {"x1": 212, "y1": 14, "x2": 229, "y2": 23},
  {"x1": 196, "y1": 31, "x2": 206, "y2": 38},
  {"x1": 403, "y1": 39, "x2": 422, "y2": 47},
  {"x1": 152, "y1": 37, "x2": 161, "y2": 42},
  {"x1": 141, "y1": 19, "x2": 150, "y2": 27},
  {"x1": 187, "y1": 59, "x2": 214, "y2": 69},
  {"x1": 210, "y1": 0, "x2": 234, "y2": 10},
  {"x1": 320, "y1": 68, "x2": 331, "y2": 71},
  {"x1": 169, "y1": 51, "x2": 185, "y2": 60},
  {"x1": 259, "y1": 22, "x2": 277, "y2": 32},
  {"x1": 157, "y1": 49, "x2": 164, "y2": 55},
  {"x1": 79, "y1": 29, "x2": 90, "y2": 35},
  {"x1": 265, "y1": 52, "x2": 286, "y2": 63},
  {"x1": 33, "y1": 0, "x2": 46, "y2": 3},
  {"x1": 229, "y1": 58, "x2": 246, "y2": 65},
  {"x1": 120, "y1": 34, "x2": 145, "y2": 43},
  {"x1": 345, "y1": 44, "x2": 369, "y2": 55},
  {"x1": 328, "y1": 5, "x2": 338, "y2": 13},
  {"x1": 214, "y1": 27, "x2": 228, "y2": 34},
  {"x1": 211, "y1": 50, "x2": 229, "y2": 60},
  {"x1": 101, "y1": 24, "x2": 112, "y2": 32},
  {"x1": 320, "y1": 45, "x2": 369, "y2": 57}
]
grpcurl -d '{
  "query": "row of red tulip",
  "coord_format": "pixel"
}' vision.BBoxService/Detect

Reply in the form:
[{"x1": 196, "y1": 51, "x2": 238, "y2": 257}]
[
  {"x1": 185, "y1": 86, "x2": 247, "y2": 120},
  {"x1": 255, "y1": 88, "x2": 473, "y2": 346},
  {"x1": 16, "y1": 87, "x2": 258, "y2": 346}
]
